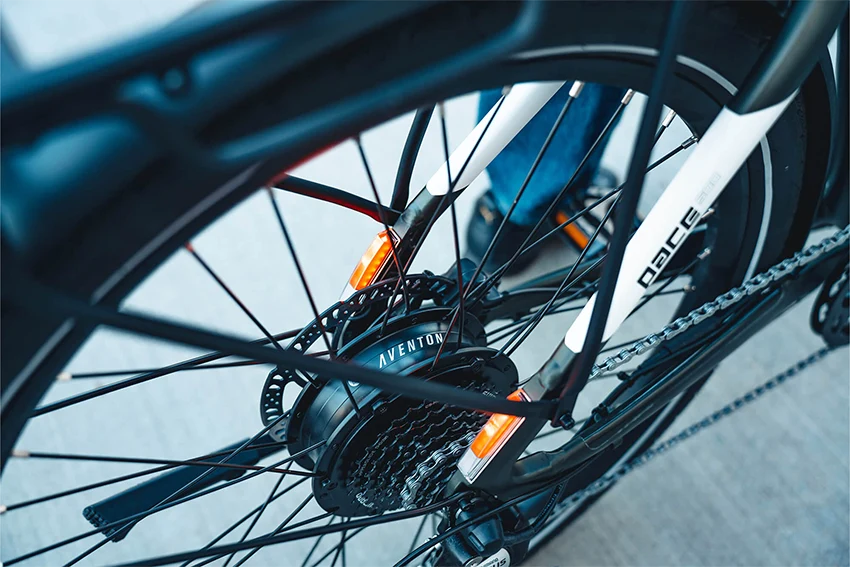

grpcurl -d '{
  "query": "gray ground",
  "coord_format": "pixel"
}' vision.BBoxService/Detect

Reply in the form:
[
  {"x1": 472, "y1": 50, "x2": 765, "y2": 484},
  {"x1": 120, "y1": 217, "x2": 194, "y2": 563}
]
[{"x1": 2, "y1": 2, "x2": 848, "y2": 566}]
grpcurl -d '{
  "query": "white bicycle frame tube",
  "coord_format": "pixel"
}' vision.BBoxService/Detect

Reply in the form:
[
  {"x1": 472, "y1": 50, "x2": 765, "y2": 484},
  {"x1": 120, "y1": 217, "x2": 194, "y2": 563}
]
[
  {"x1": 421, "y1": 81, "x2": 796, "y2": 354},
  {"x1": 424, "y1": 81, "x2": 565, "y2": 195}
]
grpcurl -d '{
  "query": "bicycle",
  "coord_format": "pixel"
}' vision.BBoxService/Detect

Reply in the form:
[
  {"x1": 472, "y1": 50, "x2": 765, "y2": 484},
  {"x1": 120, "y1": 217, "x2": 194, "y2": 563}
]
[{"x1": 1, "y1": 1, "x2": 848, "y2": 566}]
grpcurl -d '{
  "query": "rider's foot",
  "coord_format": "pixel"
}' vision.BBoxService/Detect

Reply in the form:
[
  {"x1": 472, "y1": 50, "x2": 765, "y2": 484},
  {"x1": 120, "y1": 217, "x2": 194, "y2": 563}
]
[
  {"x1": 465, "y1": 191, "x2": 543, "y2": 276},
  {"x1": 465, "y1": 168, "x2": 620, "y2": 276}
]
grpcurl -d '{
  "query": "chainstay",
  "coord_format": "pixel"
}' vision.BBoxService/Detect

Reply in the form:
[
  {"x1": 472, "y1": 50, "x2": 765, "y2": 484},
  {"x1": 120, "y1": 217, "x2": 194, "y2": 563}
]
[{"x1": 591, "y1": 225, "x2": 850, "y2": 379}]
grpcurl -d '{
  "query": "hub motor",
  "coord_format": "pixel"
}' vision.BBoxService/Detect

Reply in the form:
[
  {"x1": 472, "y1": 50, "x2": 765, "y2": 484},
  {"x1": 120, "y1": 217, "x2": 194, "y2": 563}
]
[{"x1": 281, "y1": 307, "x2": 516, "y2": 517}]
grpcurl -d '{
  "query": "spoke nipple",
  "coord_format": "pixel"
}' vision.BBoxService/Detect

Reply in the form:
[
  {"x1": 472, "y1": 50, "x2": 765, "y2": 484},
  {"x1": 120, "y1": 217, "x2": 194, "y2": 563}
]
[
  {"x1": 569, "y1": 81, "x2": 585, "y2": 98},
  {"x1": 11, "y1": 450, "x2": 29, "y2": 458},
  {"x1": 684, "y1": 284, "x2": 697, "y2": 293},
  {"x1": 698, "y1": 247, "x2": 712, "y2": 259},
  {"x1": 184, "y1": 242, "x2": 195, "y2": 253},
  {"x1": 662, "y1": 109, "x2": 677, "y2": 128},
  {"x1": 56, "y1": 372, "x2": 72, "y2": 381},
  {"x1": 621, "y1": 89, "x2": 635, "y2": 105},
  {"x1": 683, "y1": 136, "x2": 699, "y2": 148},
  {"x1": 0, "y1": 505, "x2": 6, "y2": 514},
  {"x1": 700, "y1": 208, "x2": 715, "y2": 221},
  {"x1": 501, "y1": 85, "x2": 512, "y2": 97}
]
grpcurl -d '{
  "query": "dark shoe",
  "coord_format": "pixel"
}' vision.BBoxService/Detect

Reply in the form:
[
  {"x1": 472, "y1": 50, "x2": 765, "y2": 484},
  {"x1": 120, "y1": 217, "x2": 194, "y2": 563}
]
[
  {"x1": 465, "y1": 192, "x2": 544, "y2": 276},
  {"x1": 554, "y1": 167, "x2": 620, "y2": 253},
  {"x1": 466, "y1": 169, "x2": 620, "y2": 276}
]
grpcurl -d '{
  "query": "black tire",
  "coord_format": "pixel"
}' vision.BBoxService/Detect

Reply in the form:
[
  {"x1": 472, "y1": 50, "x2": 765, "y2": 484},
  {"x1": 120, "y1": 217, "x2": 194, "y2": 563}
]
[{"x1": 0, "y1": 1, "x2": 829, "y2": 563}]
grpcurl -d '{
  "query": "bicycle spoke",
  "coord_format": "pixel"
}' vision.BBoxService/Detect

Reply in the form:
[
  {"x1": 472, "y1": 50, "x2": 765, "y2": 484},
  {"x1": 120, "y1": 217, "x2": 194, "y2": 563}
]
[
  {"x1": 273, "y1": 510, "x2": 335, "y2": 534},
  {"x1": 58, "y1": 359, "x2": 268, "y2": 380},
  {"x1": 221, "y1": 474, "x2": 290, "y2": 567},
  {"x1": 431, "y1": 101, "x2": 466, "y2": 366},
  {"x1": 300, "y1": 518, "x2": 336, "y2": 567},
  {"x1": 82, "y1": 414, "x2": 299, "y2": 565},
  {"x1": 306, "y1": 527, "x2": 368, "y2": 567},
  {"x1": 329, "y1": 530, "x2": 346, "y2": 567},
  {"x1": 502, "y1": 257, "x2": 605, "y2": 354},
  {"x1": 8, "y1": 448, "x2": 312, "y2": 476},
  {"x1": 34, "y1": 327, "x2": 301, "y2": 417},
  {"x1": 4, "y1": 432, "x2": 321, "y2": 566},
  {"x1": 265, "y1": 187, "x2": 335, "y2": 356},
  {"x1": 231, "y1": 494, "x2": 315, "y2": 567},
  {"x1": 434, "y1": 82, "x2": 585, "y2": 365},
  {"x1": 654, "y1": 109, "x2": 677, "y2": 145},
  {"x1": 63, "y1": 535, "x2": 110, "y2": 567},
  {"x1": 485, "y1": 283, "x2": 596, "y2": 346},
  {"x1": 355, "y1": 136, "x2": 411, "y2": 313},
  {"x1": 55, "y1": 415, "x2": 296, "y2": 567},
  {"x1": 501, "y1": 199, "x2": 620, "y2": 356},
  {"x1": 465, "y1": 89, "x2": 636, "y2": 305},
  {"x1": 407, "y1": 515, "x2": 429, "y2": 555},
  {"x1": 462, "y1": 81, "x2": 584, "y2": 303},
  {"x1": 484, "y1": 135, "x2": 697, "y2": 294},
  {"x1": 113, "y1": 495, "x2": 461, "y2": 567},
  {"x1": 1, "y1": 439, "x2": 289, "y2": 514},
  {"x1": 377, "y1": 93, "x2": 509, "y2": 334},
  {"x1": 185, "y1": 478, "x2": 311, "y2": 567},
  {"x1": 186, "y1": 243, "x2": 284, "y2": 351}
]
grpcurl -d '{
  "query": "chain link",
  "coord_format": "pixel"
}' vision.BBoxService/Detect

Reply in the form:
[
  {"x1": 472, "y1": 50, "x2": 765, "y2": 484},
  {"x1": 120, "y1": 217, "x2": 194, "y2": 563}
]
[{"x1": 401, "y1": 431, "x2": 477, "y2": 509}]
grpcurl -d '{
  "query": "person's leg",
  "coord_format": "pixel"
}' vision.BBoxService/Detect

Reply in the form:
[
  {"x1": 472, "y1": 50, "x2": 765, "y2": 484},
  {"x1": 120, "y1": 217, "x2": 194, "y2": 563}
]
[
  {"x1": 467, "y1": 83, "x2": 624, "y2": 273},
  {"x1": 480, "y1": 83, "x2": 624, "y2": 225}
]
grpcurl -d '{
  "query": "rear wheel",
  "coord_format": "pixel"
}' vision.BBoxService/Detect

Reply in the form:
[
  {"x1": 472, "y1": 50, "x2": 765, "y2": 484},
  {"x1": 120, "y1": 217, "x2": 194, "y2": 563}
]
[{"x1": 1, "y1": 2, "x2": 815, "y2": 565}]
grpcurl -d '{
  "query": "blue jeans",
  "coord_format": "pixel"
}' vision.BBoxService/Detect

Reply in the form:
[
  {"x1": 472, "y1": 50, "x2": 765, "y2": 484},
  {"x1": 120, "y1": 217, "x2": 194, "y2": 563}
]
[{"x1": 480, "y1": 83, "x2": 625, "y2": 226}]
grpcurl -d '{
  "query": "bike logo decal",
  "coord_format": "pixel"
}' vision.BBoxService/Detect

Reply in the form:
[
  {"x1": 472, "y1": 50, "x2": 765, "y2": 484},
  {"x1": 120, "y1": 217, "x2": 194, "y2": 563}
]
[
  {"x1": 637, "y1": 205, "x2": 701, "y2": 289},
  {"x1": 378, "y1": 332, "x2": 444, "y2": 369}
]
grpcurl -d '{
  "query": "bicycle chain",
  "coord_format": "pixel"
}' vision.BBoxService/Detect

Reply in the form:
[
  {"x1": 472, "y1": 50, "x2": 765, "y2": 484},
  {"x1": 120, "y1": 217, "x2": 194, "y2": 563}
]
[
  {"x1": 590, "y1": 225, "x2": 850, "y2": 379},
  {"x1": 400, "y1": 431, "x2": 477, "y2": 509},
  {"x1": 403, "y1": 226, "x2": 850, "y2": 515}
]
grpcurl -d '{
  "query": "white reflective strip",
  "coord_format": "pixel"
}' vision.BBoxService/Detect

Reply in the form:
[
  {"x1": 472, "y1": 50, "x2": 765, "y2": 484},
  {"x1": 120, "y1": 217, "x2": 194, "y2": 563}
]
[
  {"x1": 424, "y1": 81, "x2": 564, "y2": 195},
  {"x1": 564, "y1": 94, "x2": 795, "y2": 352}
]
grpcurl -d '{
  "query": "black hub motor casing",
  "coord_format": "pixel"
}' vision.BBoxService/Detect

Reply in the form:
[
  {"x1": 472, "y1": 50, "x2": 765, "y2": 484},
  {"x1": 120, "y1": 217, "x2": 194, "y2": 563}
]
[{"x1": 286, "y1": 309, "x2": 517, "y2": 517}]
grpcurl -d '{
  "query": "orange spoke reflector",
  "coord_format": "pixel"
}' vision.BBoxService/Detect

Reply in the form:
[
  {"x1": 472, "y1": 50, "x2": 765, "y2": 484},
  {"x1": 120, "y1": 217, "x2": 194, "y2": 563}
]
[
  {"x1": 470, "y1": 389, "x2": 530, "y2": 458},
  {"x1": 348, "y1": 230, "x2": 395, "y2": 290}
]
